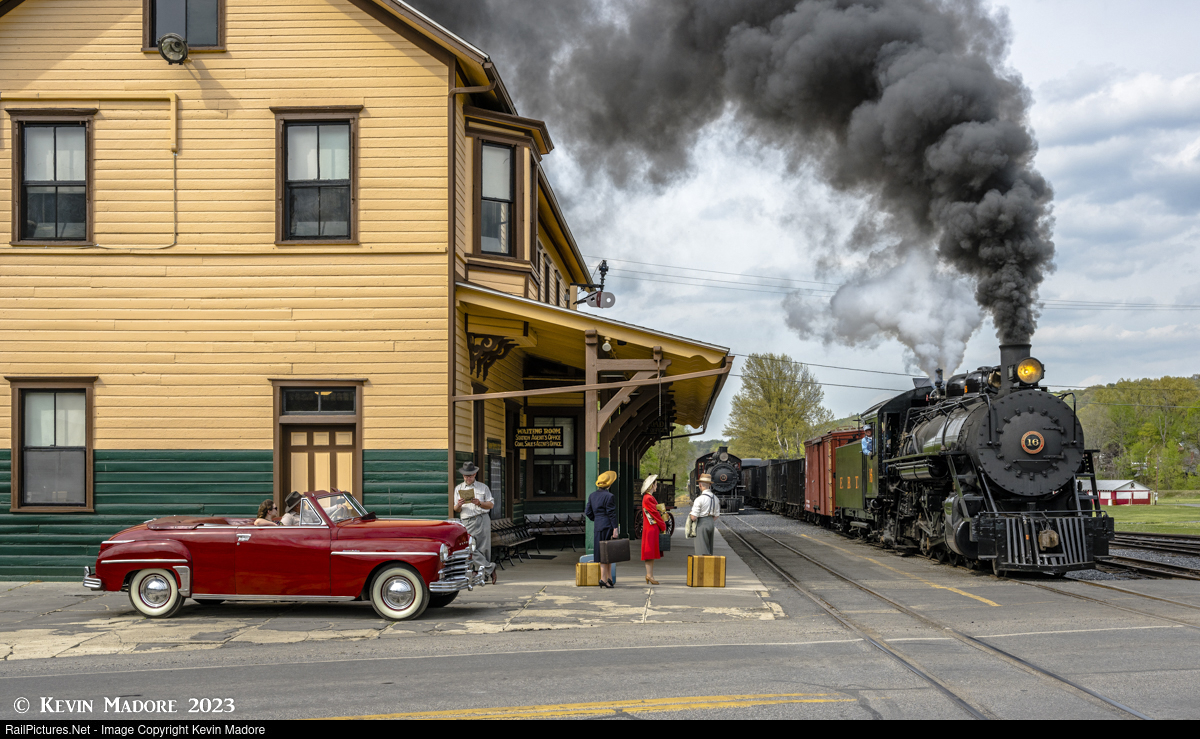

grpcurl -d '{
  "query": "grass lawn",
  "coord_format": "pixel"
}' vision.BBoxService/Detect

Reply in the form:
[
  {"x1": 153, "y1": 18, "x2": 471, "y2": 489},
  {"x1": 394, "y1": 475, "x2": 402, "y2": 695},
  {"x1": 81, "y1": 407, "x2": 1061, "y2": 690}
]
[{"x1": 1103, "y1": 501, "x2": 1200, "y2": 535}]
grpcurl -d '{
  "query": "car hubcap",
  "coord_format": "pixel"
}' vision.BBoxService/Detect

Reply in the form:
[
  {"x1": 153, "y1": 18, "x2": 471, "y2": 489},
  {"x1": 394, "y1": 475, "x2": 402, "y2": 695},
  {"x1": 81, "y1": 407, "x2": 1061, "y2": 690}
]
[
  {"x1": 140, "y1": 575, "x2": 171, "y2": 608},
  {"x1": 382, "y1": 576, "x2": 415, "y2": 610}
]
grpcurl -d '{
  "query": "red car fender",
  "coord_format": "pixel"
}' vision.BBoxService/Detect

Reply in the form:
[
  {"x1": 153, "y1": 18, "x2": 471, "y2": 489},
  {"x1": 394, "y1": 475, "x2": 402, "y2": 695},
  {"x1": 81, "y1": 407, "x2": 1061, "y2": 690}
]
[
  {"x1": 95, "y1": 540, "x2": 192, "y2": 592},
  {"x1": 329, "y1": 539, "x2": 443, "y2": 597}
]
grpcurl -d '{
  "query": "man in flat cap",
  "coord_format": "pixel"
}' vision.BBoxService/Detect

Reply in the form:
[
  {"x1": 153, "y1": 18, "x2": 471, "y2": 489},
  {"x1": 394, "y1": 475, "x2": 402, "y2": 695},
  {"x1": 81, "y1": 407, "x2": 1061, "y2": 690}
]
[
  {"x1": 453, "y1": 462, "x2": 497, "y2": 583},
  {"x1": 689, "y1": 473, "x2": 720, "y2": 556}
]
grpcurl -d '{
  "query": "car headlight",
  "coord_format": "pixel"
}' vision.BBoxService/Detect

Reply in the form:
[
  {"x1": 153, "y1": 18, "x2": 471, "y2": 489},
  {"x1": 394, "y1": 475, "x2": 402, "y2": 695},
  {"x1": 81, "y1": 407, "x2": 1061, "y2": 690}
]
[
  {"x1": 468, "y1": 536, "x2": 477, "y2": 553},
  {"x1": 439, "y1": 544, "x2": 450, "y2": 564}
]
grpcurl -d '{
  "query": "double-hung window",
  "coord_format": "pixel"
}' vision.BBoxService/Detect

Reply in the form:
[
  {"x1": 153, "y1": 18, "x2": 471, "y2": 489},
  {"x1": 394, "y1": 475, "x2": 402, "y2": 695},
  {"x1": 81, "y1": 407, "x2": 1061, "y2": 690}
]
[
  {"x1": 9, "y1": 379, "x2": 95, "y2": 512},
  {"x1": 146, "y1": 0, "x2": 222, "y2": 49},
  {"x1": 480, "y1": 143, "x2": 514, "y2": 256},
  {"x1": 18, "y1": 123, "x2": 88, "y2": 242},
  {"x1": 283, "y1": 121, "x2": 353, "y2": 241}
]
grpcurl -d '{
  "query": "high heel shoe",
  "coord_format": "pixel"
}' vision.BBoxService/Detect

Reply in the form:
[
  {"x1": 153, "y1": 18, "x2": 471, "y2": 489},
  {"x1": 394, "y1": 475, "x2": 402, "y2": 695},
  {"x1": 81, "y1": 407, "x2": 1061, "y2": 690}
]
[
  {"x1": 598, "y1": 579, "x2": 611, "y2": 589},
  {"x1": 645, "y1": 576, "x2": 659, "y2": 585}
]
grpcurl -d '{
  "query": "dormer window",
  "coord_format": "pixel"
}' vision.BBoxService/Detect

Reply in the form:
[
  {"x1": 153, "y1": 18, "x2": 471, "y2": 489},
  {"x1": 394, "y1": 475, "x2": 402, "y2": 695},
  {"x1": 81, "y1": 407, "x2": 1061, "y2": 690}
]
[
  {"x1": 480, "y1": 143, "x2": 514, "y2": 256},
  {"x1": 146, "y1": 0, "x2": 223, "y2": 50}
]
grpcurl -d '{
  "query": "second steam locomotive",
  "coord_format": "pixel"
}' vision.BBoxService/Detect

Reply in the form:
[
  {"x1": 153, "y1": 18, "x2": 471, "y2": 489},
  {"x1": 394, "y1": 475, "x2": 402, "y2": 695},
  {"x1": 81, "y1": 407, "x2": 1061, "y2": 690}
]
[{"x1": 741, "y1": 344, "x2": 1114, "y2": 575}]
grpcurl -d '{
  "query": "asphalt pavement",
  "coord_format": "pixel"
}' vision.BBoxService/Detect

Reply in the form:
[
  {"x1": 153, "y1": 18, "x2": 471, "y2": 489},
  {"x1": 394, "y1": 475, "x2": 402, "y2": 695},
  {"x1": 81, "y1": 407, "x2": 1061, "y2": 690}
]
[{"x1": 1, "y1": 509, "x2": 1198, "y2": 720}]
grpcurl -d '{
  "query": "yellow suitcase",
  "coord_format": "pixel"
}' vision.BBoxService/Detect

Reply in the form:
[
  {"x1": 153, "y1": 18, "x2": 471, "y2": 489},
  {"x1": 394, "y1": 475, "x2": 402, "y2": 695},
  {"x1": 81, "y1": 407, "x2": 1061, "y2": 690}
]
[
  {"x1": 576, "y1": 561, "x2": 601, "y2": 586},
  {"x1": 687, "y1": 555, "x2": 726, "y2": 587}
]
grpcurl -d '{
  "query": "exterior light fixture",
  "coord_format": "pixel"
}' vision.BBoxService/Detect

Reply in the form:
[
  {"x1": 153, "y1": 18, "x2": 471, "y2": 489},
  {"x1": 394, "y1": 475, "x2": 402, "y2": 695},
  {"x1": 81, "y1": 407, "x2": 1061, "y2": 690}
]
[
  {"x1": 1015, "y1": 357, "x2": 1045, "y2": 385},
  {"x1": 158, "y1": 33, "x2": 189, "y2": 65},
  {"x1": 601, "y1": 340, "x2": 612, "y2": 353}
]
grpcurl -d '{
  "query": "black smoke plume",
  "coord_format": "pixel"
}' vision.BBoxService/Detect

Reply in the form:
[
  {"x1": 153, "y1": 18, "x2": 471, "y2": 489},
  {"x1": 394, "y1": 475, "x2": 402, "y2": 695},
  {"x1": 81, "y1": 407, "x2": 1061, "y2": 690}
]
[{"x1": 411, "y1": 0, "x2": 1054, "y2": 345}]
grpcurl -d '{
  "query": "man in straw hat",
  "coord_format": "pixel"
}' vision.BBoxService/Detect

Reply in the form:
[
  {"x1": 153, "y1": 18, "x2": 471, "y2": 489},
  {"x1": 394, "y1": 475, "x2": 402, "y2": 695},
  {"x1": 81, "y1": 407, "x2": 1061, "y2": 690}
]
[
  {"x1": 689, "y1": 473, "x2": 721, "y2": 556},
  {"x1": 585, "y1": 470, "x2": 619, "y2": 587},
  {"x1": 453, "y1": 462, "x2": 497, "y2": 584}
]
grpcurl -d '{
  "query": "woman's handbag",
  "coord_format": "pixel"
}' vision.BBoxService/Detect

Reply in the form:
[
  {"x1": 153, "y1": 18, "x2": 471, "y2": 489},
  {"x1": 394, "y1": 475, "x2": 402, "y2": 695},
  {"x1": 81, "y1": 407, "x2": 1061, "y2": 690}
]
[
  {"x1": 597, "y1": 538, "x2": 631, "y2": 564},
  {"x1": 685, "y1": 516, "x2": 697, "y2": 538},
  {"x1": 659, "y1": 531, "x2": 672, "y2": 552}
]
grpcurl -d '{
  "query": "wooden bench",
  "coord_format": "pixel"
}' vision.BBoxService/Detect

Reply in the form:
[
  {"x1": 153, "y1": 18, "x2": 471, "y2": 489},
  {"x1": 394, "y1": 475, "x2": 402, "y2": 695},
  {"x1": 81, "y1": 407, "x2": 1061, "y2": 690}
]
[
  {"x1": 525, "y1": 513, "x2": 586, "y2": 552},
  {"x1": 489, "y1": 517, "x2": 537, "y2": 569}
]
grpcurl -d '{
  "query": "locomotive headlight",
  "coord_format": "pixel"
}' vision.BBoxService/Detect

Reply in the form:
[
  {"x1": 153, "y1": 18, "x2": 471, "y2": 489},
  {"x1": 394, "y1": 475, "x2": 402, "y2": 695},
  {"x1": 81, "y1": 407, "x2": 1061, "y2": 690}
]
[{"x1": 1016, "y1": 358, "x2": 1045, "y2": 385}]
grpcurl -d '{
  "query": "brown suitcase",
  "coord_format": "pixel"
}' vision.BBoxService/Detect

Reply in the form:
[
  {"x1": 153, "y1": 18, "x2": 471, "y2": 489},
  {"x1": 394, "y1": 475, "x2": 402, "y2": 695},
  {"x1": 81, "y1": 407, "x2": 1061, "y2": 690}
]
[
  {"x1": 687, "y1": 555, "x2": 726, "y2": 587},
  {"x1": 597, "y1": 538, "x2": 630, "y2": 564}
]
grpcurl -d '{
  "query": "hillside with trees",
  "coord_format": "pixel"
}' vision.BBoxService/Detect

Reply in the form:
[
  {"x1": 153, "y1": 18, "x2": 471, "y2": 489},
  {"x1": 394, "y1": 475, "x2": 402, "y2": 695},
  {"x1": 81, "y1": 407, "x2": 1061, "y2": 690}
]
[{"x1": 1075, "y1": 375, "x2": 1200, "y2": 490}]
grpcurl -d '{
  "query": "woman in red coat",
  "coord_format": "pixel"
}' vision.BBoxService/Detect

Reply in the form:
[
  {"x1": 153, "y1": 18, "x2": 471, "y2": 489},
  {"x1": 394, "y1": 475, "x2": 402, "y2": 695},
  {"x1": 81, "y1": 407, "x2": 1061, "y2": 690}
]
[{"x1": 640, "y1": 474, "x2": 665, "y2": 584}]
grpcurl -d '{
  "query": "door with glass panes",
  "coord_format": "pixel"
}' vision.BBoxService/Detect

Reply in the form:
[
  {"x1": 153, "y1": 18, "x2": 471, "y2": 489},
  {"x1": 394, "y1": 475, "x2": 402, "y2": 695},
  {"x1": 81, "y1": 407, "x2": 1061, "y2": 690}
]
[{"x1": 285, "y1": 428, "x2": 356, "y2": 496}]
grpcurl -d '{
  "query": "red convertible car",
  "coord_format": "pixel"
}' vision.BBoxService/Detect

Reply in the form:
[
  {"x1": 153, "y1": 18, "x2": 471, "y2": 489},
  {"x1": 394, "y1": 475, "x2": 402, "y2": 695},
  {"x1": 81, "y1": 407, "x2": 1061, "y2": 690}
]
[{"x1": 82, "y1": 490, "x2": 489, "y2": 620}]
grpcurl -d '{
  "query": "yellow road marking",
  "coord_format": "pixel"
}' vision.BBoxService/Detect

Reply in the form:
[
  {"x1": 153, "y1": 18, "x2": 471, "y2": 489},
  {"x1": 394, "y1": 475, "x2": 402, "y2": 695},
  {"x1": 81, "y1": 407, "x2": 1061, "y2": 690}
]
[
  {"x1": 325, "y1": 693, "x2": 857, "y2": 720},
  {"x1": 800, "y1": 534, "x2": 1001, "y2": 607}
]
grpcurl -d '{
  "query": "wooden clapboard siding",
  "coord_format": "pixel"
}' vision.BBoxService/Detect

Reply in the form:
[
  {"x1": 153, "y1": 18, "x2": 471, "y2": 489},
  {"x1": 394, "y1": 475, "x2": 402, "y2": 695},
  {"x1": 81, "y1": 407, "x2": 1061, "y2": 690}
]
[
  {"x1": 362, "y1": 448, "x2": 449, "y2": 518},
  {"x1": 0, "y1": 0, "x2": 450, "y2": 252},
  {"x1": 0, "y1": 253, "x2": 449, "y2": 450},
  {"x1": 0, "y1": 449, "x2": 271, "y2": 581},
  {"x1": 0, "y1": 447, "x2": 453, "y2": 580}
]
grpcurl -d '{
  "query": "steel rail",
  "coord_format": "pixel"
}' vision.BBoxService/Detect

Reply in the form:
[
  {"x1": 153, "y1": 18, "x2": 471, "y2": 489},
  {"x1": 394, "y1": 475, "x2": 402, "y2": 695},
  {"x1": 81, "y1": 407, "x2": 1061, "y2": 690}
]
[
  {"x1": 1098, "y1": 555, "x2": 1200, "y2": 581},
  {"x1": 1112, "y1": 533, "x2": 1200, "y2": 557},
  {"x1": 717, "y1": 520, "x2": 991, "y2": 720},
  {"x1": 722, "y1": 516, "x2": 1152, "y2": 721}
]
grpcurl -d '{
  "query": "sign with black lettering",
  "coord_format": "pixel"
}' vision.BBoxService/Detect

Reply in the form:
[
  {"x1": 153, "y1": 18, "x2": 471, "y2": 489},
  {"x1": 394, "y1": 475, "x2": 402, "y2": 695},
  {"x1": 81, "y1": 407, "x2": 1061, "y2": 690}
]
[{"x1": 514, "y1": 427, "x2": 564, "y2": 449}]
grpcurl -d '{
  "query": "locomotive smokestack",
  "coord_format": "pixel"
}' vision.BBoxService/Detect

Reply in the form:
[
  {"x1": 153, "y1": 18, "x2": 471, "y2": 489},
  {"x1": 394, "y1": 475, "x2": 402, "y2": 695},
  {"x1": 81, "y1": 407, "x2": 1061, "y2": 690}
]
[{"x1": 999, "y1": 343, "x2": 1032, "y2": 395}]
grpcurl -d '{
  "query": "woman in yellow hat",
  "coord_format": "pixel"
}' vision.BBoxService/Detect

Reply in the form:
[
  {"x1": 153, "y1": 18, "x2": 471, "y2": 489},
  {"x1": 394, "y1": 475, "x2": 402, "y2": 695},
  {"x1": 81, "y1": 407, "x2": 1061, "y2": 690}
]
[{"x1": 585, "y1": 470, "x2": 619, "y2": 587}]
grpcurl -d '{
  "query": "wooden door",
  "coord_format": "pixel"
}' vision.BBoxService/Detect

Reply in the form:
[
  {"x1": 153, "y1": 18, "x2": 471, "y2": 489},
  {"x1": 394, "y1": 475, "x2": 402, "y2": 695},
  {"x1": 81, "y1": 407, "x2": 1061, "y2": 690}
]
[{"x1": 285, "y1": 427, "x2": 356, "y2": 496}]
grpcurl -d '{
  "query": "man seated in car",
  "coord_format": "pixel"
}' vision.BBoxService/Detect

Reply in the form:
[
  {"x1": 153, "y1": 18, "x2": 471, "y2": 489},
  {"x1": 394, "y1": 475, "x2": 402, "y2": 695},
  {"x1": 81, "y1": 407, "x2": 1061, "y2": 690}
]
[{"x1": 279, "y1": 492, "x2": 303, "y2": 526}]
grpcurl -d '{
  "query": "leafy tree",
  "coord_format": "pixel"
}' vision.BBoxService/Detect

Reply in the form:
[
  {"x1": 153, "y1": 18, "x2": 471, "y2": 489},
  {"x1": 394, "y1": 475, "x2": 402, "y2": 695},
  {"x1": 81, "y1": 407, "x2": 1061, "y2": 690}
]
[
  {"x1": 723, "y1": 353, "x2": 833, "y2": 460},
  {"x1": 640, "y1": 424, "x2": 695, "y2": 487}
]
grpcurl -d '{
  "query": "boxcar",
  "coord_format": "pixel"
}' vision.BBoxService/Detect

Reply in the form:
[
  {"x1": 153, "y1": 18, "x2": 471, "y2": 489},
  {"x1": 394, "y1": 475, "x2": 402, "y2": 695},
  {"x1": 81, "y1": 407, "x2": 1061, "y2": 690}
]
[{"x1": 804, "y1": 429, "x2": 866, "y2": 526}]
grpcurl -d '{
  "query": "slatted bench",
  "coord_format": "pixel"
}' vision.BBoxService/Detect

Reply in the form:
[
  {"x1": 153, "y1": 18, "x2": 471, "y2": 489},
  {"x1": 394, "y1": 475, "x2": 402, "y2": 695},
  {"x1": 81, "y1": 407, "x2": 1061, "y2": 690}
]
[
  {"x1": 489, "y1": 517, "x2": 537, "y2": 569},
  {"x1": 524, "y1": 513, "x2": 587, "y2": 552}
]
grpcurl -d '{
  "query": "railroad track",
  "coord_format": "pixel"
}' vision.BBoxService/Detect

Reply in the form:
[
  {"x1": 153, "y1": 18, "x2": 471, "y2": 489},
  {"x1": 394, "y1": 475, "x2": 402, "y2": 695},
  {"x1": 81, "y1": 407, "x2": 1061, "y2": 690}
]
[
  {"x1": 1098, "y1": 554, "x2": 1200, "y2": 581},
  {"x1": 1111, "y1": 532, "x2": 1200, "y2": 557},
  {"x1": 719, "y1": 516, "x2": 1150, "y2": 721}
]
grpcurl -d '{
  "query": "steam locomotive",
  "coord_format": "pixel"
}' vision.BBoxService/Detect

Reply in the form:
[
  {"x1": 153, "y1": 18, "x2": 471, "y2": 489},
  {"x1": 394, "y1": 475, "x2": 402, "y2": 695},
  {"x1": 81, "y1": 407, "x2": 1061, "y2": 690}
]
[
  {"x1": 745, "y1": 344, "x2": 1115, "y2": 575},
  {"x1": 689, "y1": 447, "x2": 745, "y2": 513}
]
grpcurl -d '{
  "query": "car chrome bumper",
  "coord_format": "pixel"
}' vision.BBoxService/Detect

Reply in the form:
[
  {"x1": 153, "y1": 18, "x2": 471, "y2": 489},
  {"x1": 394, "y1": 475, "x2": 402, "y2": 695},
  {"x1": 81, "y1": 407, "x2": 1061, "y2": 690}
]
[
  {"x1": 82, "y1": 566, "x2": 103, "y2": 591},
  {"x1": 430, "y1": 550, "x2": 492, "y2": 592}
]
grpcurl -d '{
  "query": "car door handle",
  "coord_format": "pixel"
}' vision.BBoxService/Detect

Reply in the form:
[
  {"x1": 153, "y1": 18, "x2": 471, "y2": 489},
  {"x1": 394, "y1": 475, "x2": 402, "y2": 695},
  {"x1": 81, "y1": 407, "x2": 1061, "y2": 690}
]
[{"x1": 237, "y1": 534, "x2": 251, "y2": 544}]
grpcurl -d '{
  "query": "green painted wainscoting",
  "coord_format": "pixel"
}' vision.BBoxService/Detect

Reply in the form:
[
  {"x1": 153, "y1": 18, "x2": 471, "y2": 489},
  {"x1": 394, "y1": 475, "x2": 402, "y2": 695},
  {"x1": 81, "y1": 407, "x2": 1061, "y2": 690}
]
[
  {"x1": 362, "y1": 449, "x2": 452, "y2": 518},
  {"x1": 0, "y1": 449, "x2": 456, "y2": 582}
]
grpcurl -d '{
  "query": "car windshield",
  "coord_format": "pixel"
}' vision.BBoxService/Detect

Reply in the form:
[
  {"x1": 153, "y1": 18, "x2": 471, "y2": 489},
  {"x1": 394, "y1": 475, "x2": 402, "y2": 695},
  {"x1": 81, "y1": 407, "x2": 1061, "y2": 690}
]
[{"x1": 318, "y1": 493, "x2": 366, "y2": 523}]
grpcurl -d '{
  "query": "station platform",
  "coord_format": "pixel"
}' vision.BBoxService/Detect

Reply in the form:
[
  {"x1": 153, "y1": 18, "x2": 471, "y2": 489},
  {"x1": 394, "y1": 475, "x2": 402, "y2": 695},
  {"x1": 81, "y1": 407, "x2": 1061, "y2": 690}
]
[
  {"x1": 429, "y1": 521, "x2": 779, "y2": 633},
  {"x1": 0, "y1": 521, "x2": 781, "y2": 660}
]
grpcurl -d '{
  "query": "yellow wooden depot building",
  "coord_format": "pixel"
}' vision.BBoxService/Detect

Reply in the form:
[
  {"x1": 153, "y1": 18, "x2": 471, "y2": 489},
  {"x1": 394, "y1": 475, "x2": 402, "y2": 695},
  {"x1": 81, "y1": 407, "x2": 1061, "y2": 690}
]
[{"x1": 0, "y1": 0, "x2": 731, "y2": 580}]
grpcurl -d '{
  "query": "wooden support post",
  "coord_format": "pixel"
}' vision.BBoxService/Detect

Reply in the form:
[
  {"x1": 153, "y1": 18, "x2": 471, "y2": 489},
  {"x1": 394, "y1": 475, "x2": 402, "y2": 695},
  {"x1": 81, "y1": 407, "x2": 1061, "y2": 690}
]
[{"x1": 584, "y1": 330, "x2": 599, "y2": 556}]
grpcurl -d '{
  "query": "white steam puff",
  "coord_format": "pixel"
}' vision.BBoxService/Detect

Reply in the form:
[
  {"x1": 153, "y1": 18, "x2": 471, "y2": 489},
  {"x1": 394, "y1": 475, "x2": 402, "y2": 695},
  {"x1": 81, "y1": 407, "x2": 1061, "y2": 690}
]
[{"x1": 785, "y1": 255, "x2": 982, "y2": 377}]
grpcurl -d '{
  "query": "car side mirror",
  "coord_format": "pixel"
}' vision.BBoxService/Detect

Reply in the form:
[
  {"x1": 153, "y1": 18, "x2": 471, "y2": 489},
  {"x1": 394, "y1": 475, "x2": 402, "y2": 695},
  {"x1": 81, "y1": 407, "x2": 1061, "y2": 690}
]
[{"x1": 361, "y1": 512, "x2": 377, "y2": 522}]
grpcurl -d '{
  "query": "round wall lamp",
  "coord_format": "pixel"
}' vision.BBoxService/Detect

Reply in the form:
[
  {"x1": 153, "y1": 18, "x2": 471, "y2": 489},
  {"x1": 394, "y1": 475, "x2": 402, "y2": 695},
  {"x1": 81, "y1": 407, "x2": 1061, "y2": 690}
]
[{"x1": 158, "y1": 33, "x2": 189, "y2": 65}]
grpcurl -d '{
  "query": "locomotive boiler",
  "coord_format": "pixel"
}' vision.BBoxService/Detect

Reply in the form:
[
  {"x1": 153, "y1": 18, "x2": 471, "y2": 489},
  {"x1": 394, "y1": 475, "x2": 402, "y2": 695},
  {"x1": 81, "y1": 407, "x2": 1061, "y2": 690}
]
[
  {"x1": 691, "y1": 446, "x2": 744, "y2": 513},
  {"x1": 833, "y1": 343, "x2": 1114, "y2": 575}
]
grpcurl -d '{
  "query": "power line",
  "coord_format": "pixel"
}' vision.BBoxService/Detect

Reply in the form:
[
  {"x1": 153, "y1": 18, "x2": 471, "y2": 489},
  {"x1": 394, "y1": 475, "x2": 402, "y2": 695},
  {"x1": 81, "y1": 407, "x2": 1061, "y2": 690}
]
[
  {"x1": 591, "y1": 254, "x2": 1200, "y2": 311},
  {"x1": 728, "y1": 373, "x2": 907, "y2": 392},
  {"x1": 731, "y1": 353, "x2": 924, "y2": 378},
  {"x1": 585, "y1": 254, "x2": 842, "y2": 288}
]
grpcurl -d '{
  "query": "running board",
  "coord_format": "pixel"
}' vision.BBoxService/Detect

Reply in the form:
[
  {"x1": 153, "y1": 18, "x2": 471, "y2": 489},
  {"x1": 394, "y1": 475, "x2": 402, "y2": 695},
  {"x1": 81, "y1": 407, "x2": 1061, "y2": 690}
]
[{"x1": 191, "y1": 594, "x2": 357, "y2": 602}]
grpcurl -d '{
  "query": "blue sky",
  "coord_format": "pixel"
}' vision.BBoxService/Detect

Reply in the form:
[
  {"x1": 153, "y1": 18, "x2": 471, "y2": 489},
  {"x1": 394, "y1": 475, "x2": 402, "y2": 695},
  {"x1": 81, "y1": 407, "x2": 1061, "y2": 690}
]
[{"x1": 542, "y1": 0, "x2": 1200, "y2": 433}]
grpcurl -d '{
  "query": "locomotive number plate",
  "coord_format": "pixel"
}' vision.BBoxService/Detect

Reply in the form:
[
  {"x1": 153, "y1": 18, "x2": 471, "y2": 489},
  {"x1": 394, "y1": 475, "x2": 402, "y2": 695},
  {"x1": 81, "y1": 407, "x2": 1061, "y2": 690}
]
[{"x1": 1021, "y1": 431, "x2": 1045, "y2": 454}]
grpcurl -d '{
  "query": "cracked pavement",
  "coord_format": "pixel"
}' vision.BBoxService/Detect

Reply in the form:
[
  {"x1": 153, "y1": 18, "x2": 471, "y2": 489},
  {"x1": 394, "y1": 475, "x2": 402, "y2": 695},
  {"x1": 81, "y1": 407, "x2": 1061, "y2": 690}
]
[{"x1": 0, "y1": 528, "x2": 777, "y2": 660}]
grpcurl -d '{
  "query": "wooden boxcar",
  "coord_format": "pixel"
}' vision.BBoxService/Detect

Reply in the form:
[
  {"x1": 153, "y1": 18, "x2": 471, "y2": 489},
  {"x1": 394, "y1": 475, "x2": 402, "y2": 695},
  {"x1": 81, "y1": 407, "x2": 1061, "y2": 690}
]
[{"x1": 804, "y1": 429, "x2": 866, "y2": 526}]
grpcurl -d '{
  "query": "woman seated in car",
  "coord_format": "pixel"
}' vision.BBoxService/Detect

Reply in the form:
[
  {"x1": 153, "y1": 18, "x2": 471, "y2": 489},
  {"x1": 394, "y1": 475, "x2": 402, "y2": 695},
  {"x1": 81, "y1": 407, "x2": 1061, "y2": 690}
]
[{"x1": 253, "y1": 500, "x2": 279, "y2": 526}]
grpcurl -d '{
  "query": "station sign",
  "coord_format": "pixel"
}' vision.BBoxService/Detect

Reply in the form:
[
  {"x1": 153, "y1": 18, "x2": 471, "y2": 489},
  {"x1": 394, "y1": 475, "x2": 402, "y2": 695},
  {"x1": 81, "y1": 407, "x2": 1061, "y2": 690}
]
[{"x1": 514, "y1": 427, "x2": 564, "y2": 449}]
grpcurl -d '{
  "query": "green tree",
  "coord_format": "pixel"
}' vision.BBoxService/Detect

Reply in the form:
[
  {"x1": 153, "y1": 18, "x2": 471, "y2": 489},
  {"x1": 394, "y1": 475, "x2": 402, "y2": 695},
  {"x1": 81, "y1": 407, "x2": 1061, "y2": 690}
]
[
  {"x1": 640, "y1": 424, "x2": 694, "y2": 487},
  {"x1": 723, "y1": 353, "x2": 833, "y2": 460}
]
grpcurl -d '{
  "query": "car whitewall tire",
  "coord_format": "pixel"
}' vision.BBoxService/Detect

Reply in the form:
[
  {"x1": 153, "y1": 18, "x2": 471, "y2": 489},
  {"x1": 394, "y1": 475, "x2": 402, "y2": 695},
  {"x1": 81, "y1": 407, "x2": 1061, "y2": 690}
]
[
  {"x1": 129, "y1": 569, "x2": 183, "y2": 619},
  {"x1": 369, "y1": 564, "x2": 428, "y2": 621}
]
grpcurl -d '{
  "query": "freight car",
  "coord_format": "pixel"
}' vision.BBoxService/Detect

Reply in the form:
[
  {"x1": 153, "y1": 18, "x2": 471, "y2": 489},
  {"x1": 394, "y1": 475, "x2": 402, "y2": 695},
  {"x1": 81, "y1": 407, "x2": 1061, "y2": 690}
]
[{"x1": 744, "y1": 344, "x2": 1114, "y2": 576}]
